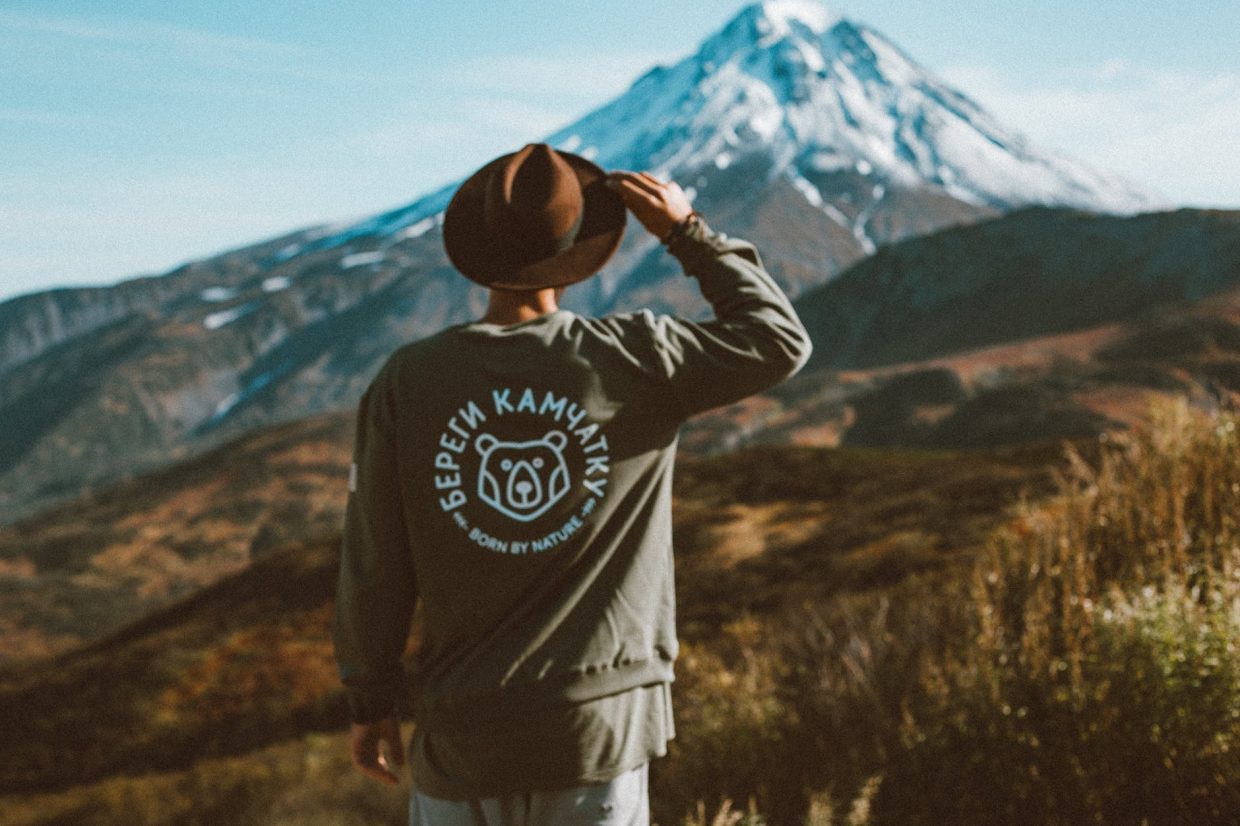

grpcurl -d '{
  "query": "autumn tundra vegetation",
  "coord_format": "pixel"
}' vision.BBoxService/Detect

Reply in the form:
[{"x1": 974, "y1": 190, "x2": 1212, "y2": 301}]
[
  {"x1": 668, "y1": 398, "x2": 1240, "y2": 825},
  {"x1": 1, "y1": 398, "x2": 1236, "y2": 825}
]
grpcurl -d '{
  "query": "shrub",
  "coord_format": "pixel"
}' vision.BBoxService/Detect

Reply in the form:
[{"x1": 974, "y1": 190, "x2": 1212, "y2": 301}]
[
  {"x1": 877, "y1": 398, "x2": 1240, "y2": 825},
  {"x1": 653, "y1": 617, "x2": 799, "y2": 826}
]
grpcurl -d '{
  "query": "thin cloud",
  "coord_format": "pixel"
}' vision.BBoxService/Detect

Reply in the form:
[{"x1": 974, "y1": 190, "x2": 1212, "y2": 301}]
[
  {"x1": 941, "y1": 60, "x2": 1240, "y2": 208},
  {"x1": 0, "y1": 9, "x2": 387, "y2": 88},
  {"x1": 443, "y1": 50, "x2": 679, "y2": 105},
  {"x1": 357, "y1": 99, "x2": 570, "y2": 158},
  {"x1": 0, "y1": 106, "x2": 119, "y2": 129},
  {"x1": 345, "y1": 97, "x2": 575, "y2": 196},
  {"x1": 349, "y1": 50, "x2": 680, "y2": 181},
  {"x1": 0, "y1": 9, "x2": 301, "y2": 58}
]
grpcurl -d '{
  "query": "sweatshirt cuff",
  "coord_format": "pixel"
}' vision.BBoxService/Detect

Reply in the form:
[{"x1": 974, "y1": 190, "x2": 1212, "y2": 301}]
[
  {"x1": 665, "y1": 215, "x2": 725, "y2": 275},
  {"x1": 344, "y1": 682, "x2": 402, "y2": 724}
]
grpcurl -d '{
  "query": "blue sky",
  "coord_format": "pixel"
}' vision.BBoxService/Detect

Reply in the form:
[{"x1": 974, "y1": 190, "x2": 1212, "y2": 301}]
[{"x1": 2, "y1": 0, "x2": 1238, "y2": 302}]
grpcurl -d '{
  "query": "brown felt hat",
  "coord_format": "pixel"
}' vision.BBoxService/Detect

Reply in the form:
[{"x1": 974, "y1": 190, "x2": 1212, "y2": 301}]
[{"x1": 442, "y1": 143, "x2": 626, "y2": 290}]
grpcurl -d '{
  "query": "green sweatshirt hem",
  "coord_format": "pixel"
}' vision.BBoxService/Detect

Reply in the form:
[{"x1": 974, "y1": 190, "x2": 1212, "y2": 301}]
[{"x1": 412, "y1": 656, "x2": 675, "y2": 729}]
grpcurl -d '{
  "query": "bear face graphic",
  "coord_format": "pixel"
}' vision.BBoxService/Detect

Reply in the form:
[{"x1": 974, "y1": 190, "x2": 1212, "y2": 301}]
[{"x1": 474, "y1": 430, "x2": 571, "y2": 522}]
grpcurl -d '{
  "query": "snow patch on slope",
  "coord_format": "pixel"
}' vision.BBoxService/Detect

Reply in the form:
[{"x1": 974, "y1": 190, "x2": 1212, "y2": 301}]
[
  {"x1": 789, "y1": 168, "x2": 876, "y2": 253},
  {"x1": 391, "y1": 217, "x2": 436, "y2": 242},
  {"x1": 203, "y1": 301, "x2": 258, "y2": 331},
  {"x1": 207, "y1": 371, "x2": 273, "y2": 423},
  {"x1": 340, "y1": 251, "x2": 384, "y2": 269},
  {"x1": 200, "y1": 287, "x2": 239, "y2": 302},
  {"x1": 759, "y1": 0, "x2": 838, "y2": 35}
]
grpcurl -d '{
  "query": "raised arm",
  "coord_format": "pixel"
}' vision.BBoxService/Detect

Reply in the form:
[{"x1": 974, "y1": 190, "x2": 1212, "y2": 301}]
[{"x1": 606, "y1": 171, "x2": 813, "y2": 418}]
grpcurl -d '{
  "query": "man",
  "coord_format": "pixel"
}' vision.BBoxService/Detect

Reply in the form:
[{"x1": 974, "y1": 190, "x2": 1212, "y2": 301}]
[{"x1": 333, "y1": 143, "x2": 812, "y2": 825}]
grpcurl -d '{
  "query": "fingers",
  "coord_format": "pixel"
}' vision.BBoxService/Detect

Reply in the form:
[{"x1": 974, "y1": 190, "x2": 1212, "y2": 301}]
[
  {"x1": 350, "y1": 719, "x2": 403, "y2": 785},
  {"x1": 629, "y1": 171, "x2": 666, "y2": 196},
  {"x1": 605, "y1": 170, "x2": 694, "y2": 239},
  {"x1": 607, "y1": 171, "x2": 662, "y2": 201},
  {"x1": 606, "y1": 171, "x2": 684, "y2": 210},
  {"x1": 607, "y1": 170, "x2": 674, "y2": 193},
  {"x1": 610, "y1": 169, "x2": 663, "y2": 182},
  {"x1": 637, "y1": 171, "x2": 667, "y2": 189},
  {"x1": 383, "y1": 717, "x2": 406, "y2": 768},
  {"x1": 352, "y1": 743, "x2": 400, "y2": 785},
  {"x1": 354, "y1": 754, "x2": 400, "y2": 785}
]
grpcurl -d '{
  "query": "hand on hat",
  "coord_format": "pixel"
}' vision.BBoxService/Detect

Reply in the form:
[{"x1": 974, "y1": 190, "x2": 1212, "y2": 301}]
[{"x1": 605, "y1": 171, "x2": 694, "y2": 239}]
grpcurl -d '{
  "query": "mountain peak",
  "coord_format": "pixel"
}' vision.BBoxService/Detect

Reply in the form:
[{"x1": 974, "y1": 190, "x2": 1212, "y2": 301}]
[
  {"x1": 748, "y1": 0, "x2": 838, "y2": 38},
  {"x1": 542, "y1": 1, "x2": 1156, "y2": 216},
  {"x1": 705, "y1": 0, "x2": 840, "y2": 60}
]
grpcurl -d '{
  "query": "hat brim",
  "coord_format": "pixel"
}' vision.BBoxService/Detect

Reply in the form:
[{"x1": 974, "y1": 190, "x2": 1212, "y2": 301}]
[{"x1": 442, "y1": 150, "x2": 626, "y2": 290}]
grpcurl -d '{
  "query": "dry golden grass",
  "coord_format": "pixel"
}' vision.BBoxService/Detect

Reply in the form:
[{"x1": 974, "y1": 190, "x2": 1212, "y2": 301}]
[
  {"x1": 0, "y1": 731, "x2": 408, "y2": 826},
  {"x1": 878, "y1": 398, "x2": 1240, "y2": 824},
  {"x1": 684, "y1": 501, "x2": 832, "y2": 568},
  {"x1": 661, "y1": 398, "x2": 1239, "y2": 825}
]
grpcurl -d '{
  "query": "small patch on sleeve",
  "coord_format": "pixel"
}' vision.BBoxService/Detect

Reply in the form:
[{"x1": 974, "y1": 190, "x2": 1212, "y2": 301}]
[{"x1": 348, "y1": 462, "x2": 358, "y2": 493}]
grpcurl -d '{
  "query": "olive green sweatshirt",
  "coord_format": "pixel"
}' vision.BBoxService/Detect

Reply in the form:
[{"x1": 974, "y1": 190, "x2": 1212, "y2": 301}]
[{"x1": 332, "y1": 216, "x2": 812, "y2": 793}]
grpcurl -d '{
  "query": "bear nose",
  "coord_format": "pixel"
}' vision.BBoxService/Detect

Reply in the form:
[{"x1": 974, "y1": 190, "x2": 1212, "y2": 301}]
[{"x1": 507, "y1": 461, "x2": 542, "y2": 508}]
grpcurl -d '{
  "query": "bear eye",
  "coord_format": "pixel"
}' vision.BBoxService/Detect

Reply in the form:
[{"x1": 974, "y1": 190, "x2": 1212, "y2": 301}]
[
  {"x1": 533, "y1": 457, "x2": 545, "y2": 469},
  {"x1": 500, "y1": 459, "x2": 513, "y2": 471}
]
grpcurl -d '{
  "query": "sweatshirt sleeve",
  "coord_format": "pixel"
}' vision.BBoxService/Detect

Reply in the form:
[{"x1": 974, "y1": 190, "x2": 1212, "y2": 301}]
[
  {"x1": 642, "y1": 216, "x2": 813, "y2": 418},
  {"x1": 332, "y1": 374, "x2": 418, "y2": 724}
]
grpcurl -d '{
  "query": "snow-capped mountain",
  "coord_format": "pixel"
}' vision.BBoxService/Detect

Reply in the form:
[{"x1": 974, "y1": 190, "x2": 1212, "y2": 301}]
[
  {"x1": 301, "y1": 0, "x2": 1155, "y2": 264},
  {"x1": 551, "y1": 0, "x2": 1153, "y2": 210},
  {"x1": 266, "y1": 0, "x2": 1155, "y2": 280},
  {"x1": 0, "y1": 0, "x2": 1166, "y2": 522}
]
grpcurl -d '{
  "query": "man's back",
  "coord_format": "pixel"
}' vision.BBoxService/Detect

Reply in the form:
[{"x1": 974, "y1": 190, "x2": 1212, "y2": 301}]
[
  {"x1": 373, "y1": 309, "x2": 684, "y2": 701},
  {"x1": 333, "y1": 152, "x2": 812, "y2": 814}
]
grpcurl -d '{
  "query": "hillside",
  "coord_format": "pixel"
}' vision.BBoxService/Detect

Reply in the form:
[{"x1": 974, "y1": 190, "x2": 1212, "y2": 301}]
[
  {"x1": 0, "y1": 436, "x2": 1058, "y2": 805},
  {"x1": 9, "y1": 203, "x2": 1240, "y2": 668},
  {"x1": 12, "y1": 264, "x2": 1240, "y2": 669},
  {"x1": 0, "y1": 412, "x2": 352, "y2": 665},
  {"x1": 1, "y1": 404, "x2": 1234, "y2": 824},
  {"x1": 676, "y1": 207, "x2": 1240, "y2": 453},
  {"x1": 794, "y1": 206, "x2": 1240, "y2": 370},
  {"x1": 17, "y1": 398, "x2": 1235, "y2": 826}
]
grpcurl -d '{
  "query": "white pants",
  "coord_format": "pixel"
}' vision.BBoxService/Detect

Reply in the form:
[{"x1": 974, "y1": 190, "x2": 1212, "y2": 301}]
[{"x1": 408, "y1": 762, "x2": 649, "y2": 826}]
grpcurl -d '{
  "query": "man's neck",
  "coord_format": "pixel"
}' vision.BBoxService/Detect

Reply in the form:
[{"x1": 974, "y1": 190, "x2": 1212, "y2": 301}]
[{"x1": 480, "y1": 287, "x2": 561, "y2": 325}]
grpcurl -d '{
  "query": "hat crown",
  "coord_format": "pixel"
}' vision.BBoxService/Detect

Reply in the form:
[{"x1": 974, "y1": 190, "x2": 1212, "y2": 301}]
[
  {"x1": 483, "y1": 144, "x2": 585, "y2": 264},
  {"x1": 442, "y1": 142, "x2": 626, "y2": 290}
]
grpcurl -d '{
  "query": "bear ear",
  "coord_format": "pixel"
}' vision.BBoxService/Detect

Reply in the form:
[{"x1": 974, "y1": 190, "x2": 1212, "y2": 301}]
[
  {"x1": 543, "y1": 430, "x2": 568, "y2": 450},
  {"x1": 475, "y1": 433, "x2": 497, "y2": 455}
]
